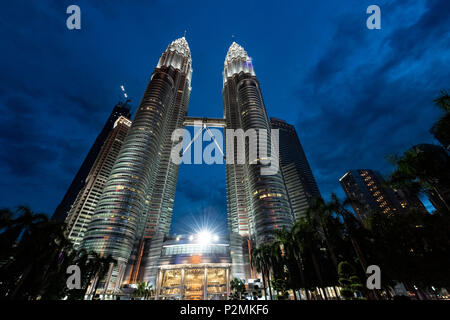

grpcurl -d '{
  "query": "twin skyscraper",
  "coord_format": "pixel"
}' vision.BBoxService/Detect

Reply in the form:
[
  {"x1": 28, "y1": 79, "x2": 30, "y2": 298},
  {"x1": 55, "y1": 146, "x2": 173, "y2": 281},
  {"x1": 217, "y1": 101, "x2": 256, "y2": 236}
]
[{"x1": 59, "y1": 37, "x2": 320, "y2": 293}]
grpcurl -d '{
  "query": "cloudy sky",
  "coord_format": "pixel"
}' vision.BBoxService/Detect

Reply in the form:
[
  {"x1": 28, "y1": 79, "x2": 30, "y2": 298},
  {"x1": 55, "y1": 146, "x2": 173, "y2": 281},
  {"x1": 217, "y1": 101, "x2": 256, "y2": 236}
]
[{"x1": 0, "y1": 0, "x2": 448, "y2": 234}]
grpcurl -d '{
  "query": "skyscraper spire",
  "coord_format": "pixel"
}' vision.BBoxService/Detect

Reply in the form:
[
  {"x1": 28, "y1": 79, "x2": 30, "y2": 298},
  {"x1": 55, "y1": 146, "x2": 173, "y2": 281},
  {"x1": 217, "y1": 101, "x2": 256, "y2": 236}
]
[
  {"x1": 222, "y1": 42, "x2": 293, "y2": 279},
  {"x1": 223, "y1": 42, "x2": 255, "y2": 84},
  {"x1": 157, "y1": 36, "x2": 192, "y2": 83},
  {"x1": 82, "y1": 37, "x2": 193, "y2": 291}
]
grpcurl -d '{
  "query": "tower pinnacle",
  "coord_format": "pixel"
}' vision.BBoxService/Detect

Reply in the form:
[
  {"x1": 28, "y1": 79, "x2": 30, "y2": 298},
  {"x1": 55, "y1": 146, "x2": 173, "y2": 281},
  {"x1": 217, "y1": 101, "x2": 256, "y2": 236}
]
[
  {"x1": 157, "y1": 37, "x2": 193, "y2": 83},
  {"x1": 223, "y1": 42, "x2": 255, "y2": 84}
]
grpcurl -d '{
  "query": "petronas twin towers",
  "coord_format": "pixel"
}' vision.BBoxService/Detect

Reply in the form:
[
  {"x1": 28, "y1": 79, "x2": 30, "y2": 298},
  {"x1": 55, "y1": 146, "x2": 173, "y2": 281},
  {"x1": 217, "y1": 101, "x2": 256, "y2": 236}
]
[{"x1": 81, "y1": 37, "x2": 293, "y2": 287}]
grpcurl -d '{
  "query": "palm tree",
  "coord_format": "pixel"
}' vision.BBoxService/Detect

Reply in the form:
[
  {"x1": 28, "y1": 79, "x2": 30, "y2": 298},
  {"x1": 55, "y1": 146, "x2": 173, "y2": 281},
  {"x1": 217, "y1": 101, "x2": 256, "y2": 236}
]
[
  {"x1": 34, "y1": 220, "x2": 75, "y2": 299},
  {"x1": 133, "y1": 281, "x2": 153, "y2": 300},
  {"x1": 307, "y1": 197, "x2": 339, "y2": 269},
  {"x1": 0, "y1": 206, "x2": 48, "y2": 256},
  {"x1": 259, "y1": 244, "x2": 274, "y2": 300},
  {"x1": 89, "y1": 253, "x2": 116, "y2": 298},
  {"x1": 251, "y1": 244, "x2": 274, "y2": 300},
  {"x1": 430, "y1": 90, "x2": 450, "y2": 149},
  {"x1": 251, "y1": 247, "x2": 268, "y2": 299},
  {"x1": 273, "y1": 228, "x2": 307, "y2": 300},
  {"x1": 389, "y1": 144, "x2": 450, "y2": 212},
  {"x1": 230, "y1": 278, "x2": 246, "y2": 300},
  {"x1": 291, "y1": 217, "x2": 329, "y2": 299},
  {"x1": 2, "y1": 207, "x2": 49, "y2": 299},
  {"x1": 328, "y1": 194, "x2": 368, "y2": 273},
  {"x1": 433, "y1": 89, "x2": 450, "y2": 112}
]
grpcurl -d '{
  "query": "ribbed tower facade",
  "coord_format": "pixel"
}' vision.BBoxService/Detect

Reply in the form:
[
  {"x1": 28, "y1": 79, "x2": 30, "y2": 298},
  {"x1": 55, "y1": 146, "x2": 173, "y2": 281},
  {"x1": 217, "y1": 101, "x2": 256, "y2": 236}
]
[
  {"x1": 222, "y1": 43, "x2": 293, "y2": 278},
  {"x1": 65, "y1": 116, "x2": 131, "y2": 248},
  {"x1": 81, "y1": 37, "x2": 192, "y2": 286}
]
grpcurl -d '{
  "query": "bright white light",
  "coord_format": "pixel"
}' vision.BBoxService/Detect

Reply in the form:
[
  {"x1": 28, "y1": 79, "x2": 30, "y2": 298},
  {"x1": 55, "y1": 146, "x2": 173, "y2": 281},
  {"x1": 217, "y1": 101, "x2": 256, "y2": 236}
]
[
  {"x1": 197, "y1": 231, "x2": 212, "y2": 245},
  {"x1": 120, "y1": 85, "x2": 125, "y2": 91},
  {"x1": 188, "y1": 235, "x2": 194, "y2": 241},
  {"x1": 213, "y1": 235, "x2": 219, "y2": 242}
]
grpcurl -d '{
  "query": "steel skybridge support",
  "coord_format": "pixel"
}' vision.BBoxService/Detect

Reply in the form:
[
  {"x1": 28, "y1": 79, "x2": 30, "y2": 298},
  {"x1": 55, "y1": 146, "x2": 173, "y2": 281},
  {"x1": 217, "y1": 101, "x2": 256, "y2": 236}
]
[
  {"x1": 183, "y1": 116, "x2": 226, "y2": 128},
  {"x1": 181, "y1": 116, "x2": 226, "y2": 157}
]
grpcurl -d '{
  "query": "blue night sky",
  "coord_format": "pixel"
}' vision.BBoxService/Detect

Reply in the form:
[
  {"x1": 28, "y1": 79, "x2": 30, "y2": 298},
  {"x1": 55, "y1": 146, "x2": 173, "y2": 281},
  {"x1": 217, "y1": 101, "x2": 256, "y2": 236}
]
[{"x1": 0, "y1": 0, "x2": 448, "y2": 234}]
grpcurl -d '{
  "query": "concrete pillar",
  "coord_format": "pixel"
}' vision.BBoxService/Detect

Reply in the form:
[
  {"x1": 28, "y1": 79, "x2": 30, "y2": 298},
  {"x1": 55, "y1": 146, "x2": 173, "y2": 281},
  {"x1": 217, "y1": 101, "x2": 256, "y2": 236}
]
[
  {"x1": 103, "y1": 263, "x2": 115, "y2": 295},
  {"x1": 87, "y1": 276, "x2": 99, "y2": 299},
  {"x1": 203, "y1": 267, "x2": 208, "y2": 300},
  {"x1": 113, "y1": 262, "x2": 126, "y2": 294},
  {"x1": 155, "y1": 269, "x2": 162, "y2": 300},
  {"x1": 180, "y1": 268, "x2": 185, "y2": 300},
  {"x1": 226, "y1": 267, "x2": 230, "y2": 300}
]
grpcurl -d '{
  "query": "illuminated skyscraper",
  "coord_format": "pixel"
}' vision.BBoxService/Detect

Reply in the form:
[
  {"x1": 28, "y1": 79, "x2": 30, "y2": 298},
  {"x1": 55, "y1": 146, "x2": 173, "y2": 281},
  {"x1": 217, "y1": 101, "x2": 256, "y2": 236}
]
[
  {"x1": 81, "y1": 37, "x2": 192, "y2": 287},
  {"x1": 340, "y1": 170, "x2": 400, "y2": 222},
  {"x1": 222, "y1": 42, "x2": 293, "y2": 278},
  {"x1": 339, "y1": 169, "x2": 426, "y2": 222},
  {"x1": 80, "y1": 40, "x2": 296, "y2": 294},
  {"x1": 52, "y1": 101, "x2": 131, "y2": 222},
  {"x1": 65, "y1": 116, "x2": 131, "y2": 248},
  {"x1": 270, "y1": 118, "x2": 321, "y2": 221}
]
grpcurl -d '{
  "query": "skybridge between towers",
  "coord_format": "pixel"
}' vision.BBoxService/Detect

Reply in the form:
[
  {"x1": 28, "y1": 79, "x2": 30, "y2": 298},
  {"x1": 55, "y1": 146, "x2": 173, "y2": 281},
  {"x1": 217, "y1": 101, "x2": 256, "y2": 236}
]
[
  {"x1": 181, "y1": 116, "x2": 226, "y2": 157},
  {"x1": 183, "y1": 116, "x2": 226, "y2": 128}
]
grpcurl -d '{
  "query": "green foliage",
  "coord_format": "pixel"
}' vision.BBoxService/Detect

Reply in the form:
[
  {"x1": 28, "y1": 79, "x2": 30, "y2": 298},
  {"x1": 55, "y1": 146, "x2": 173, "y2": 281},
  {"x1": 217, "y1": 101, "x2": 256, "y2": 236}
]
[
  {"x1": 338, "y1": 261, "x2": 363, "y2": 300},
  {"x1": 229, "y1": 278, "x2": 246, "y2": 300},
  {"x1": 0, "y1": 206, "x2": 116, "y2": 300},
  {"x1": 1, "y1": 91, "x2": 448, "y2": 300},
  {"x1": 271, "y1": 278, "x2": 289, "y2": 300},
  {"x1": 388, "y1": 89, "x2": 450, "y2": 212},
  {"x1": 433, "y1": 89, "x2": 450, "y2": 112},
  {"x1": 133, "y1": 281, "x2": 153, "y2": 300}
]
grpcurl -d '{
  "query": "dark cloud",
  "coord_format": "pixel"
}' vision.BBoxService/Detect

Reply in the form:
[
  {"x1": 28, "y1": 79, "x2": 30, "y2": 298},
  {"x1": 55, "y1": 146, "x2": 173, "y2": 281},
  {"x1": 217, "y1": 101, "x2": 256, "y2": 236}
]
[
  {"x1": 295, "y1": 0, "x2": 450, "y2": 200},
  {"x1": 0, "y1": 0, "x2": 448, "y2": 228}
]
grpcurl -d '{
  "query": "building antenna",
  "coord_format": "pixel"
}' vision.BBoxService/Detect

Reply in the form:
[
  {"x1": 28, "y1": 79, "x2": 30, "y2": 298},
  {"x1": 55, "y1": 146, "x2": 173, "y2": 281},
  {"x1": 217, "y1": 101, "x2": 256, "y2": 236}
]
[
  {"x1": 120, "y1": 84, "x2": 131, "y2": 104},
  {"x1": 184, "y1": 30, "x2": 187, "y2": 38}
]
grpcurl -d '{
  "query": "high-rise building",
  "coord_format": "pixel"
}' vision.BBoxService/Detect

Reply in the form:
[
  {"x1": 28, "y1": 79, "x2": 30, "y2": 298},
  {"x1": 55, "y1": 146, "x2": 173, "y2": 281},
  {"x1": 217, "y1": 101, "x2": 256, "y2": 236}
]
[
  {"x1": 64, "y1": 116, "x2": 131, "y2": 248},
  {"x1": 79, "y1": 39, "x2": 295, "y2": 295},
  {"x1": 392, "y1": 188, "x2": 428, "y2": 214},
  {"x1": 270, "y1": 118, "x2": 321, "y2": 221},
  {"x1": 81, "y1": 37, "x2": 192, "y2": 288},
  {"x1": 339, "y1": 169, "x2": 426, "y2": 222},
  {"x1": 52, "y1": 101, "x2": 131, "y2": 222},
  {"x1": 222, "y1": 43, "x2": 293, "y2": 278}
]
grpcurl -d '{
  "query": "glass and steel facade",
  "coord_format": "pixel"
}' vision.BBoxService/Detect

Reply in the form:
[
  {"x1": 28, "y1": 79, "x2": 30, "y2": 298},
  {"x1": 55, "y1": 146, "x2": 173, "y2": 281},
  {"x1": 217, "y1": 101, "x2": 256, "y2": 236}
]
[
  {"x1": 340, "y1": 169, "x2": 402, "y2": 222},
  {"x1": 53, "y1": 102, "x2": 131, "y2": 222},
  {"x1": 77, "y1": 39, "x2": 300, "y2": 294},
  {"x1": 270, "y1": 118, "x2": 321, "y2": 221},
  {"x1": 81, "y1": 38, "x2": 192, "y2": 287},
  {"x1": 222, "y1": 43, "x2": 293, "y2": 279},
  {"x1": 65, "y1": 116, "x2": 131, "y2": 248},
  {"x1": 340, "y1": 169, "x2": 428, "y2": 222}
]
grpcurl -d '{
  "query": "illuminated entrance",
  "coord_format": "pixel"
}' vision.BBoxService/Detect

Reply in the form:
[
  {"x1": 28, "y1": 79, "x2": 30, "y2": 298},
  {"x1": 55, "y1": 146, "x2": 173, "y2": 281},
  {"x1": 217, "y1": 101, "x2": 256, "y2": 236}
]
[
  {"x1": 156, "y1": 264, "x2": 230, "y2": 300},
  {"x1": 152, "y1": 233, "x2": 232, "y2": 300}
]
